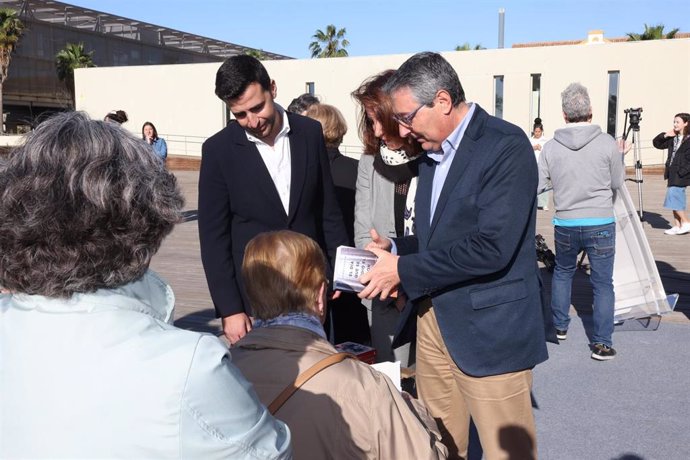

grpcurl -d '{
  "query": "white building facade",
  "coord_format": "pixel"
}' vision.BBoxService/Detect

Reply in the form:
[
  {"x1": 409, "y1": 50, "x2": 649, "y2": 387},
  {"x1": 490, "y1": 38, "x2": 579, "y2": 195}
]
[{"x1": 74, "y1": 37, "x2": 690, "y2": 166}]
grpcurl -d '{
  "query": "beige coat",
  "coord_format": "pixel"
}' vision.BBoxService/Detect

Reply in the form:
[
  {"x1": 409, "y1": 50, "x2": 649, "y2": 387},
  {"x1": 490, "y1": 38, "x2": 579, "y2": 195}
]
[{"x1": 233, "y1": 326, "x2": 446, "y2": 460}]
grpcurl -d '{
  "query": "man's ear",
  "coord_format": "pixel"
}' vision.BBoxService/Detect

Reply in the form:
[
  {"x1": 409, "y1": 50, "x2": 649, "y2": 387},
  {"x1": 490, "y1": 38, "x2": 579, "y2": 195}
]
[
  {"x1": 437, "y1": 90, "x2": 454, "y2": 115},
  {"x1": 271, "y1": 80, "x2": 277, "y2": 99},
  {"x1": 316, "y1": 282, "x2": 326, "y2": 319}
]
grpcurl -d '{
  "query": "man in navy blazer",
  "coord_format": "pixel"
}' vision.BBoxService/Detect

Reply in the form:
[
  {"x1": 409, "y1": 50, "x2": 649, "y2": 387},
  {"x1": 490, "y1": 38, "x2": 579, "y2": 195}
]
[
  {"x1": 199, "y1": 56, "x2": 348, "y2": 344},
  {"x1": 360, "y1": 52, "x2": 549, "y2": 459}
]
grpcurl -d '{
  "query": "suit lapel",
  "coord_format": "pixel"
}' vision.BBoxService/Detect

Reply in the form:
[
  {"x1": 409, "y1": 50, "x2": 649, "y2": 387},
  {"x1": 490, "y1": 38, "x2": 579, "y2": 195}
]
[
  {"x1": 428, "y1": 106, "x2": 487, "y2": 239},
  {"x1": 234, "y1": 134, "x2": 287, "y2": 220},
  {"x1": 287, "y1": 118, "x2": 306, "y2": 223}
]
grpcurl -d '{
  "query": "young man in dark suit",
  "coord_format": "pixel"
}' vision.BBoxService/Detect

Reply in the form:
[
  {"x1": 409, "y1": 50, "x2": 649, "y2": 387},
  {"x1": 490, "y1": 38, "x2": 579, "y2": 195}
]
[
  {"x1": 199, "y1": 55, "x2": 348, "y2": 344},
  {"x1": 359, "y1": 52, "x2": 549, "y2": 459}
]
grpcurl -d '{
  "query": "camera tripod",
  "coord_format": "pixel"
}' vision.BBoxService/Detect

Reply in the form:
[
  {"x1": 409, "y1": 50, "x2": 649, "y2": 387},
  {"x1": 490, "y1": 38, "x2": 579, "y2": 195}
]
[{"x1": 623, "y1": 110, "x2": 644, "y2": 221}]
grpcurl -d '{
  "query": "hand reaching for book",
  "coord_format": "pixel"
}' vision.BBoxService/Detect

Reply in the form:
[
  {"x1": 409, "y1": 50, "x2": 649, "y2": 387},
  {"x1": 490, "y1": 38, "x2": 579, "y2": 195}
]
[{"x1": 365, "y1": 228, "x2": 392, "y2": 252}]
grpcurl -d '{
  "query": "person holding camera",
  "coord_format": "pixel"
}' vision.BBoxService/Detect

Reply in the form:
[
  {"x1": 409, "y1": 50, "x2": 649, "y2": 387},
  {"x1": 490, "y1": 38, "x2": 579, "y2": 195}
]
[
  {"x1": 653, "y1": 113, "x2": 690, "y2": 235},
  {"x1": 537, "y1": 83, "x2": 626, "y2": 361}
]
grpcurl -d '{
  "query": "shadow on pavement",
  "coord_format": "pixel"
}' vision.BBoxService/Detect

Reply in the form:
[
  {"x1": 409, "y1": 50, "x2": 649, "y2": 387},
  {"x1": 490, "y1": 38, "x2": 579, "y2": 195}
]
[{"x1": 174, "y1": 308, "x2": 221, "y2": 335}]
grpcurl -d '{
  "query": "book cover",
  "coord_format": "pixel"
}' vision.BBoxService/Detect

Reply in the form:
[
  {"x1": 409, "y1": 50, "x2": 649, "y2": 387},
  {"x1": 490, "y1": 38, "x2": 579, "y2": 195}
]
[{"x1": 333, "y1": 246, "x2": 378, "y2": 293}]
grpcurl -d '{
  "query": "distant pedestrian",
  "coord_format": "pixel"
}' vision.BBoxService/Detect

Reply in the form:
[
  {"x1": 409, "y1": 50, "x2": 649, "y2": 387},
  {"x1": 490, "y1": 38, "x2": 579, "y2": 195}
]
[
  {"x1": 531, "y1": 117, "x2": 550, "y2": 210},
  {"x1": 538, "y1": 82, "x2": 626, "y2": 361},
  {"x1": 653, "y1": 113, "x2": 690, "y2": 235},
  {"x1": 142, "y1": 121, "x2": 168, "y2": 161}
]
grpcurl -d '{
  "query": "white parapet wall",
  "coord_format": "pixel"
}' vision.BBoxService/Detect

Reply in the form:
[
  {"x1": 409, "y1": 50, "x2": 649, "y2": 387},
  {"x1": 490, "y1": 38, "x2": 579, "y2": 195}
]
[
  {"x1": 0, "y1": 135, "x2": 25, "y2": 148},
  {"x1": 75, "y1": 38, "x2": 690, "y2": 166}
]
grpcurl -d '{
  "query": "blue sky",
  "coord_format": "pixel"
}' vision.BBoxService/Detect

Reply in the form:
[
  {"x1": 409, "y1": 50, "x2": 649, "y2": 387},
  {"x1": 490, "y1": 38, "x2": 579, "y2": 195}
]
[{"x1": 70, "y1": 0, "x2": 688, "y2": 58}]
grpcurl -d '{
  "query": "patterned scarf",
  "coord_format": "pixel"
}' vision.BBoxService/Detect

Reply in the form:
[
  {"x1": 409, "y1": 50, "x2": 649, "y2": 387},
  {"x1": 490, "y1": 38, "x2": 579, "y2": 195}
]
[
  {"x1": 378, "y1": 146, "x2": 419, "y2": 236},
  {"x1": 670, "y1": 134, "x2": 682, "y2": 165}
]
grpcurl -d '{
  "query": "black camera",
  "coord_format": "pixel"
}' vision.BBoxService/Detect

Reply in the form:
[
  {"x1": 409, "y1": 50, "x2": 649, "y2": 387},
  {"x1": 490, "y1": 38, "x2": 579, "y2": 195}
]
[{"x1": 624, "y1": 107, "x2": 643, "y2": 126}]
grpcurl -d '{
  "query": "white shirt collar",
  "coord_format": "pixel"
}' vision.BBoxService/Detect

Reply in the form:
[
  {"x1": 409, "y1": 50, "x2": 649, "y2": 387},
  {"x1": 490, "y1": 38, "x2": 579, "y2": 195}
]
[{"x1": 245, "y1": 104, "x2": 291, "y2": 145}]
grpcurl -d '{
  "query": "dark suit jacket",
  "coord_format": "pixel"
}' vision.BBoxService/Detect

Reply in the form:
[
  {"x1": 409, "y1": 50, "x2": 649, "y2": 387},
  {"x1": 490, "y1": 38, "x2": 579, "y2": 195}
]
[
  {"x1": 198, "y1": 113, "x2": 349, "y2": 318},
  {"x1": 326, "y1": 147, "x2": 358, "y2": 243},
  {"x1": 394, "y1": 105, "x2": 549, "y2": 377},
  {"x1": 653, "y1": 132, "x2": 690, "y2": 187}
]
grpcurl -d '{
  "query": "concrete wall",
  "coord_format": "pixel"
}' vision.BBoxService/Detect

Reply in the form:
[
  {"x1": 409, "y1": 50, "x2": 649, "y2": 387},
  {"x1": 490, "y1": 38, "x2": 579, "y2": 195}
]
[{"x1": 75, "y1": 38, "x2": 690, "y2": 165}]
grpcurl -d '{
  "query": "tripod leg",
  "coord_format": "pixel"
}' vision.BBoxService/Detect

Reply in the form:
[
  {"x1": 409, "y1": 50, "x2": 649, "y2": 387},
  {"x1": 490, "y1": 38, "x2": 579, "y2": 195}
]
[{"x1": 633, "y1": 130, "x2": 644, "y2": 221}]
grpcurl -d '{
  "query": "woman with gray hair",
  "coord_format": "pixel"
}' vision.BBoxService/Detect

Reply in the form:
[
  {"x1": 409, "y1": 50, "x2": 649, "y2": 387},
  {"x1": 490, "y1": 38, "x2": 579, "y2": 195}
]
[{"x1": 0, "y1": 112, "x2": 291, "y2": 459}]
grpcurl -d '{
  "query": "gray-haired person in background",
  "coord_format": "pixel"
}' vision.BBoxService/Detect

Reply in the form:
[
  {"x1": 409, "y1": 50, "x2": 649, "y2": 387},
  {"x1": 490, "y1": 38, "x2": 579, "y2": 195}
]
[
  {"x1": 0, "y1": 111, "x2": 291, "y2": 459},
  {"x1": 287, "y1": 93, "x2": 320, "y2": 115},
  {"x1": 538, "y1": 82, "x2": 626, "y2": 361}
]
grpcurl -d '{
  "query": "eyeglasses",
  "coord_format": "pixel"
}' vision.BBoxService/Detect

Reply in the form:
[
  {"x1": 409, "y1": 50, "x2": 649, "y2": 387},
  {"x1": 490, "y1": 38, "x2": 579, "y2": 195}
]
[{"x1": 392, "y1": 103, "x2": 427, "y2": 127}]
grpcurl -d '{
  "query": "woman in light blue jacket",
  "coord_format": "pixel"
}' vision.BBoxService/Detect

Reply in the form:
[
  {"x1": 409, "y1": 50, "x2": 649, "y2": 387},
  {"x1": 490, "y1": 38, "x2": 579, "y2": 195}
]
[
  {"x1": 142, "y1": 121, "x2": 168, "y2": 161},
  {"x1": 0, "y1": 112, "x2": 291, "y2": 459}
]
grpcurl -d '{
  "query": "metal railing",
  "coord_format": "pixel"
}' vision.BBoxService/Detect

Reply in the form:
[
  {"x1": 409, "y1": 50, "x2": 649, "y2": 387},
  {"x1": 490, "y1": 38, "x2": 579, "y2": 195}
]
[{"x1": 159, "y1": 133, "x2": 206, "y2": 157}]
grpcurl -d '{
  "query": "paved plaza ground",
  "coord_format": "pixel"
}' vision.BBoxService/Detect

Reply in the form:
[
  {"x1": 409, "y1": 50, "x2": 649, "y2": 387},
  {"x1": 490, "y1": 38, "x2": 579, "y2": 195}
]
[{"x1": 151, "y1": 170, "x2": 690, "y2": 460}]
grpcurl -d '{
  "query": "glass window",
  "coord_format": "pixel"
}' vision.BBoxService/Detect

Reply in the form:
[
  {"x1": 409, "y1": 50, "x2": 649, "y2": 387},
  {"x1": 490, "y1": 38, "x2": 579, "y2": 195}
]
[
  {"x1": 493, "y1": 75, "x2": 504, "y2": 119},
  {"x1": 306, "y1": 82, "x2": 315, "y2": 96},
  {"x1": 607, "y1": 71, "x2": 619, "y2": 137},
  {"x1": 530, "y1": 73, "x2": 541, "y2": 126}
]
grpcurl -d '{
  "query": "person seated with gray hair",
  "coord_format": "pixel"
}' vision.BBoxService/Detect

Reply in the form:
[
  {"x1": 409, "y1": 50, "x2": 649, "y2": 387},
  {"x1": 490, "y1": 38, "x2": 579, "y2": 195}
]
[
  {"x1": 232, "y1": 230, "x2": 447, "y2": 460},
  {"x1": 0, "y1": 112, "x2": 291, "y2": 459}
]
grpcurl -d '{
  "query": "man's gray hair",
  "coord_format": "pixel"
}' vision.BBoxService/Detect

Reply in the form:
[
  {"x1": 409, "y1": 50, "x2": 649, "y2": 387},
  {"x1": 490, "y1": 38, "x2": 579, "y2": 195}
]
[
  {"x1": 561, "y1": 82, "x2": 592, "y2": 123},
  {"x1": 0, "y1": 111, "x2": 184, "y2": 297},
  {"x1": 383, "y1": 51, "x2": 465, "y2": 106}
]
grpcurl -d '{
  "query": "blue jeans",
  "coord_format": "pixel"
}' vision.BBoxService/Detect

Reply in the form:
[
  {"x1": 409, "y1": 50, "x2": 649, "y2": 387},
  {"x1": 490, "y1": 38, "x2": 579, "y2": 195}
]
[{"x1": 551, "y1": 223, "x2": 616, "y2": 347}]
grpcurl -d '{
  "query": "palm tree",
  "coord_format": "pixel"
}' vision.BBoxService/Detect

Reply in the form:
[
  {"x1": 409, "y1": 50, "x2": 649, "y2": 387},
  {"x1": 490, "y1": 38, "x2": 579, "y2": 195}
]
[
  {"x1": 309, "y1": 25, "x2": 349, "y2": 58},
  {"x1": 627, "y1": 24, "x2": 678, "y2": 41},
  {"x1": 455, "y1": 42, "x2": 485, "y2": 51},
  {"x1": 244, "y1": 48, "x2": 266, "y2": 60},
  {"x1": 56, "y1": 42, "x2": 96, "y2": 108},
  {"x1": 0, "y1": 8, "x2": 24, "y2": 134}
]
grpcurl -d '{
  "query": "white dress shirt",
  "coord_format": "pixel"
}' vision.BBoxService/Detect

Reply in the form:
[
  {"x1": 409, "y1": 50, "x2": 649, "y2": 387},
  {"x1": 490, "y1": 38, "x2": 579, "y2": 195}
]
[{"x1": 246, "y1": 105, "x2": 292, "y2": 214}]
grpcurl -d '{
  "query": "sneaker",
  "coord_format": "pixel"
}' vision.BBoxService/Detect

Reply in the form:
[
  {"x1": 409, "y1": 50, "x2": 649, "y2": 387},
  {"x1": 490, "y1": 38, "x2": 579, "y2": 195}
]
[
  {"x1": 591, "y1": 343, "x2": 616, "y2": 361},
  {"x1": 556, "y1": 329, "x2": 567, "y2": 340},
  {"x1": 676, "y1": 223, "x2": 690, "y2": 235},
  {"x1": 664, "y1": 226, "x2": 680, "y2": 235}
]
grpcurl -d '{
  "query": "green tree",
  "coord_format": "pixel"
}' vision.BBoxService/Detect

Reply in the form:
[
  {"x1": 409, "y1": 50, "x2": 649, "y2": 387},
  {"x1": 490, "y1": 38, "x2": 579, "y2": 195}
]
[
  {"x1": 244, "y1": 48, "x2": 266, "y2": 60},
  {"x1": 56, "y1": 42, "x2": 96, "y2": 108},
  {"x1": 0, "y1": 8, "x2": 24, "y2": 134},
  {"x1": 455, "y1": 42, "x2": 485, "y2": 51},
  {"x1": 309, "y1": 24, "x2": 349, "y2": 58},
  {"x1": 627, "y1": 23, "x2": 678, "y2": 41}
]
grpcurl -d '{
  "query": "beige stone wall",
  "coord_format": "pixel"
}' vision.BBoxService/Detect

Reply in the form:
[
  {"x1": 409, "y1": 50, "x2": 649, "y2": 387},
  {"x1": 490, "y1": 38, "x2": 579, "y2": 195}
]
[{"x1": 74, "y1": 38, "x2": 690, "y2": 165}]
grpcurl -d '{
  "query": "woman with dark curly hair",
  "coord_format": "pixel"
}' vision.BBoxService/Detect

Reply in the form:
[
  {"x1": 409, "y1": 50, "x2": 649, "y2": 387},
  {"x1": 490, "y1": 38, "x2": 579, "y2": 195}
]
[
  {"x1": 351, "y1": 70, "x2": 423, "y2": 366},
  {"x1": 0, "y1": 112, "x2": 291, "y2": 458}
]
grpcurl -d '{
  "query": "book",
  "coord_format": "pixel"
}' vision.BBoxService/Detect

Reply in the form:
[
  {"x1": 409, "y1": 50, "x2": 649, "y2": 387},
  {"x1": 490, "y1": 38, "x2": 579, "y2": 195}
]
[
  {"x1": 335, "y1": 341, "x2": 377, "y2": 364},
  {"x1": 333, "y1": 246, "x2": 378, "y2": 293}
]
